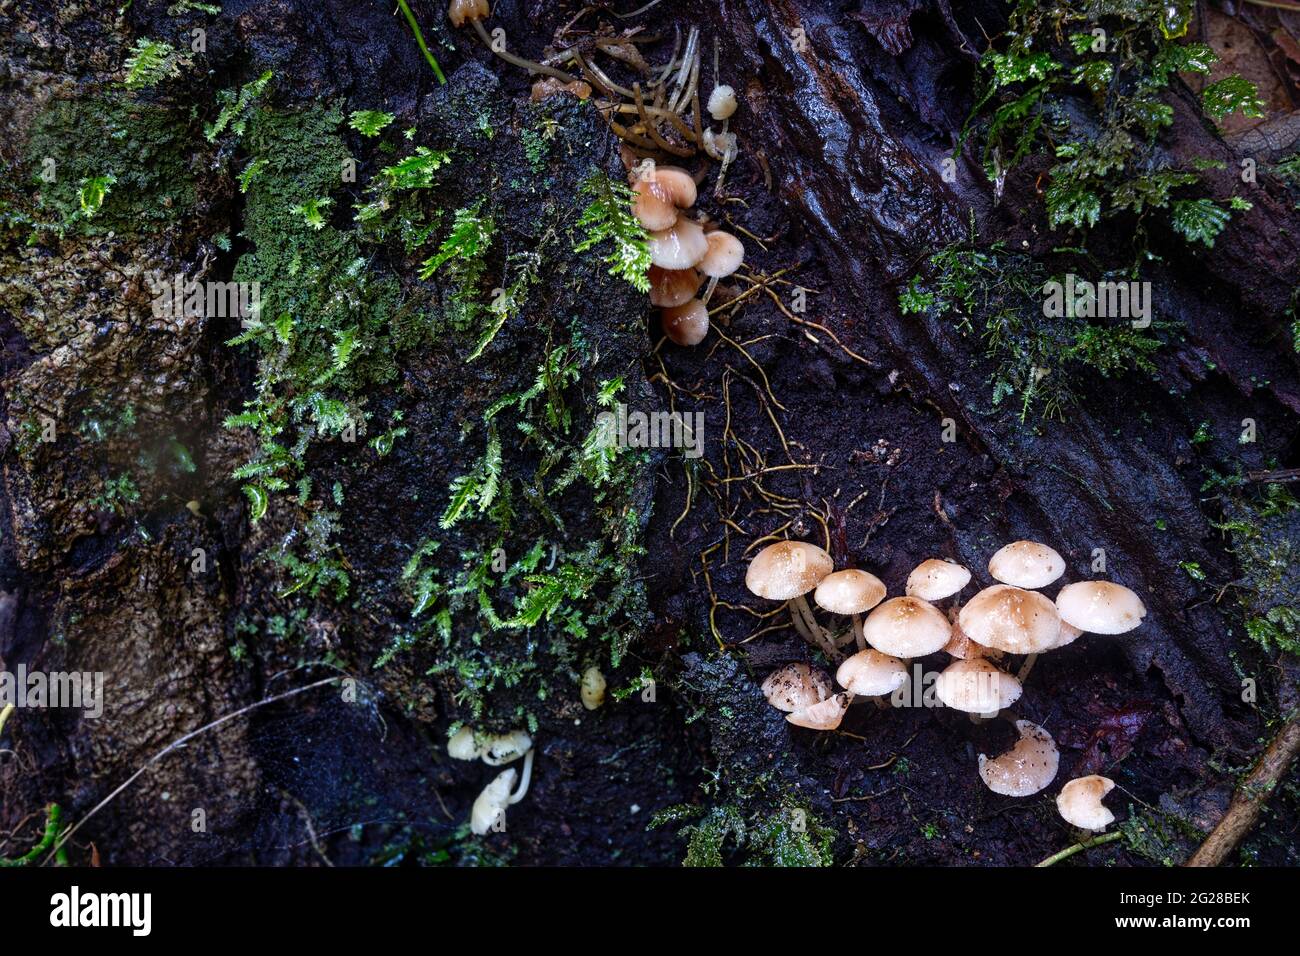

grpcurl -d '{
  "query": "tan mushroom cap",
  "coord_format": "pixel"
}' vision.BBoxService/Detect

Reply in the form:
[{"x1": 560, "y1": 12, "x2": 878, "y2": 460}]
[
  {"x1": 934, "y1": 658, "x2": 1022, "y2": 713},
  {"x1": 959, "y1": 584, "x2": 1061, "y2": 654},
  {"x1": 661, "y1": 299, "x2": 709, "y2": 346},
  {"x1": 698, "y1": 231, "x2": 745, "y2": 278},
  {"x1": 862, "y1": 596, "x2": 951, "y2": 658},
  {"x1": 905, "y1": 559, "x2": 971, "y2": 601},
  {"x1": 943, "y1": 610, "x2": 1003, "y2": 660},
  {"x1": 648, "y1": 216, "x2": 708, "y2": 269},
  {"x1": 787, "y1": 693, "x2": 848, "y2": 731},
  {"x1": 1057, "y1": 775, "x2": 1116, "y2": 831},
  {"x1": 988, "y1": 540, "x2": 1066, "y2": 590},
  {"x1": 745, "y1": 540, "x2": 834, "y2": 602},
  {"x1": 631, "y1": 166, "x2": 697, "y2": 230},
  {"x1": 649, "y1": 266, "x2": 703, "y2": 308},
  {"x1": 449, "y1": 0, "x2": 490, "y2": 28},
  {"x1": 761, "y1": 662, "x2": 832, "y2": 713},
  {"x1": 814, "y1": 569, "x2": 886, "y2": 615},
  {"x1": 1055, "y1": 581, "x2": 1146, "y2": 635},
  {"x1": 836, "y1": 649, "x2": 908, "y2": 697},
  {"x1": 978, "y1": 720, "x2": 1060, "y2": 797}
]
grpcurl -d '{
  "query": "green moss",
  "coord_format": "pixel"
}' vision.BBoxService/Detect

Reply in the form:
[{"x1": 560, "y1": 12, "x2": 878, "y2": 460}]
[
  {"x1": 1219, "y1": 484, "x2": 1300, "y2": 656},
  {"x1": 23, "y1": 96, "x2": 196, "y2": 236},
  {"x1": 650, "y1": 800, "x2": 836, "y2": 867},
  {"x1": 900, "y1": 231, "x2": 1161, "y2": 420}
]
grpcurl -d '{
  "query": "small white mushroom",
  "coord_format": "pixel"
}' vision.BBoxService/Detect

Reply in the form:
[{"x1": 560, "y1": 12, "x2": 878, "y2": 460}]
[
  {"x1": 978, "y1": 720, "x2": 1059, "y2": 797},
  {"x1": 482, "y1": 730, "x2": 532, "y2": 766},
  {"x1": 1055, "y1": 581, "x2": 1146, "y2": 634},
  {"x1": 1057, "y1": 774, "x2": 1116, "y2": 832},
  {"x1": 471, "y1": 767, "x2": 517, "y2": 835},
  {"x1": 647, "y1": 216, "x2": 708, "y2": 270},
  {"x1": 707, "y1": 84, "x2": 737, "y2": 120},
  {"x1": 447, "y1": 726, "x2": 484, "y2": 761},
  {"x1": 786, "y1": 693, "x2": 849, "y2": 731},
  {"x1": 934, "y1": 658, "x2": 1022, "y2": 714},
  {"x1": 836, "y1": 648, "x2": 908, "y2": 697},
  {"x1": 988, "y1": 541, "x2": 1066, "y2": 590},
  {"x1": 861, "y1": 596, "x2": 952, "y2": 658},
  {"x1": 905, "y1": 559, "x2": 971, "y2": 602},
  {"x1": 581, "y1": 666, "x2": 606, "y2": 710},
  {"x1": 761, "y1": 662, "x2": 831, "y2": 713}
]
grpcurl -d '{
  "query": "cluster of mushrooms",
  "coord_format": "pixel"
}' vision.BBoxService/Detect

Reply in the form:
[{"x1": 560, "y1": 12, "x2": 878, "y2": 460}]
[
  {"x1": 447, "y1": 726, "x2": 535, "y2": 834},
  {"x1": 747, "y1": 539, "x2": 1145, "y2": 830},
  {"x1": 633, "y1": 159, "x2": 745, "y2": 348}
]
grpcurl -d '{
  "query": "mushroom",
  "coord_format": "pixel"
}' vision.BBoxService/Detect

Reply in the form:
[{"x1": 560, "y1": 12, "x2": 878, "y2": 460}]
[
  {"x1": 482, "y1": 730, "x2": 532, "y2": 766},
  {"x1": 448, "y1": 0, "x2": 580, "y2": 85},
  {"x1": 978, "y1": 720, "x2": 1059, "y2": 797},
  {"x1": 1056, "y1": 775, "x2": 1116, "y2": 832},
  {"x1": 958, "y1": 584, "x2": 1060, "y2": 654},
  {"x1": 786, "y1": 693, "x2": 849, "y2": 731},
  {"x1": 761, "y1": 662, "x2": 832, "y2": 712},
  {"x1": 447, "y1": 726, "x2": 483, "y2": 761},
  {"x1": 469, "y1": 749, "x2": 535, "y2": 835},
  {"x1": 836, "y1": 648, "x2": 908, "y2": 698},
  {"x1": 661, "y1": 298, "x2": 709, "y2": 346},
  {"x1": 942, "y1": 609, "x2": 1002, "y2": 660},
  {"x1": 707, "y1": 84, "x2": 738, "y2": 121},
  {"x1": 745, "y1": 541, "x2": 836, "y2": 658},
  {"x1": 814, "y1": 568, "x2": 886, "y2": 650},
  {"x1": 1053, "y1": 620, "x2": 1085, "y2": 648},
  {"x1": 934, "y1": 658, "x2": 1022, "y2": 715},
  {"x1": 1055, "y1": 581, "x2": 1146, "y2": 634},
  {"x1": 632, "y1": 166, "x2": 697, "y2": 231},
  {"x1": 529, "y1": 76, "x2": 593, "y2": 102},
  {"x1": 987, "y1": 540, "x2": 1066, "y2": 590},
  {"x1": 580, "y1": 666, "x2": 606, "y2": 710},
  {"x1": 696, "y1": 230, "x2": 744, "y2": 304},
  {"x1": 861, "y1": 596, "x2": 951, "y2": 659},
  {"x1": 905, "y1": 559, "x2": 971, "y2": 602},
  {"x1": 648, "y1": 216, "x2": 708, "y2": 270},
  {"x1": 649, "y1": 265, "x2": 703, "y2": 308}
]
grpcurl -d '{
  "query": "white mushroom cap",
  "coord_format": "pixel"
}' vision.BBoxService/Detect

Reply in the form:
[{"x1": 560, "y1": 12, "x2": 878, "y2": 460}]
[
  {"x1": 648, "y1": 216, "x2": 708, "y2": 269},
  {"x1": 482, "y1": 730, "x2": 532, "y2": 765},
  {"x1": 934, "y1": 658, "x2": 1022, "y2": 713},
  {"x1": 698, "y1": 230, "x2": 745, "y2": 278},
  {"x1": 661, "y1": 299, "x2": 710, "y2": 346},
  {"x1": 978, "y1": 720, "x2": 1059, "y2": 797},
  {"x1": 905, "y1": 559, "x2": 971, "y2": 601},
  {"x1": 644, "y1": 165, "x2": 697, "y2": 207},
  {"x1": 959, "y1": 584, "x2": 1061, "y2": 654},
  {"x1": 707, "y1": 84, "x2": 737, "y2": 120},
  {"x1": 447, "y1": 726, "x2": 483, "y2": 761},
  {"x1": 1055, "y1": 581, "x2": 1147, "y2": 635},
  {"x1": 470, "y1": 767, "x2": 517, "y2": 834},
  {"x1": 761, "y1": 662, "x2": 831, "y2": 713},
  {"x1": 836, "y1": 649, "x2": 908, "y2": 696},
  {"x1": 649, "y1": 265, "x2": 702, "y2": 307},
  {"x1": 580, "y1": 666, "x2": 606, "y2": 711},
  {"x1": 814, "y1": 569, "x2": 886, "y2": 615},
  {"x1": 745, "y1": 540, "x2": 834, "y2": 601},
  {"x1": 787, "y1": 693, "x2": 848, "y2": 731},
  {"x1": 1057, "y1": 775, "x2": 1116, "y2": 831},
  {"x1": 1053, "y1": 620, "x2": 1085, "y2": 648},
  {"x1": 862, "y1": 596, "x2": 951, "y2": 658},
  {"x1": 988, "y1": 540, "x2": 1066, "y2": 589}
]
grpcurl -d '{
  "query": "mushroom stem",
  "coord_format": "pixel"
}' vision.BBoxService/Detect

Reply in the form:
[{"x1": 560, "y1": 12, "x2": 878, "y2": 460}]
[
  {"x1": 508, "y1": 749, "x2": 534, "y2": 804},
  {"x1": 1016, "y1": 653, "x2": 1039, "y2": 683},
  {"x1": 470, "y1": 18, "x2": 581, "y2": 84},
  {"x1": 852, "y1": 613, "x2": 866, "y2": 651},
  {"x1": 700, "y1": 274, "x2": 719, "y2": 305},
  {"x1": 791, "y1": 594, "x2": 839, "y2": 660},
  {"x1": 788, "y1": 603, "x2": 817, "y2": 644}
]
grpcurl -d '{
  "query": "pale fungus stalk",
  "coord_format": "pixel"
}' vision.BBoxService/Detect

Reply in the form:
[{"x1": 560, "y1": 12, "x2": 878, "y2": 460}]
[{"x1": 450, "y1": 2, "x2": 582, "y2": 85}]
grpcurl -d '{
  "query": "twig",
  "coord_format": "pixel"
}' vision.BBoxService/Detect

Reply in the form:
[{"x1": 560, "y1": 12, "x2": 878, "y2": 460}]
[
  {"x1": 43, "y1": 677, "x2": 340, "y2": 865},
  {"x1": 0, "y1": 703, "x2": 14, "y2": 737},
  {"x1": 1035, "y1": 830, "x2": 1122, "y2": 867},
  {"x1": 1187, "y1": 711, "x2": 1300, "y2": 867}
]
